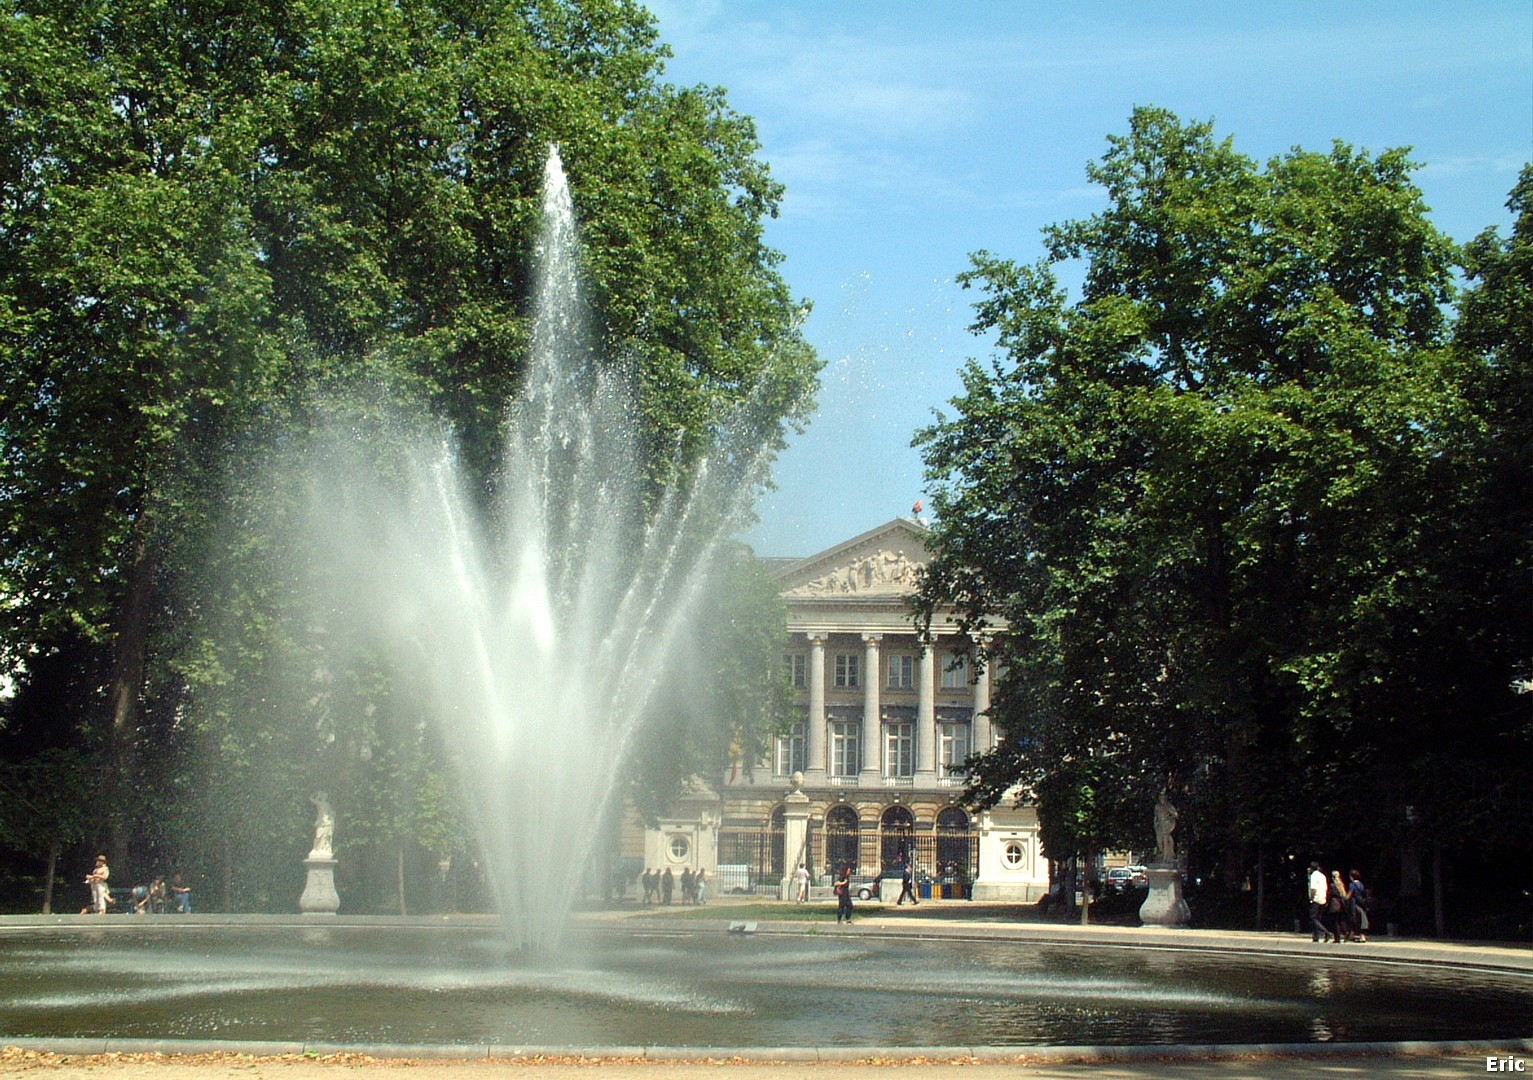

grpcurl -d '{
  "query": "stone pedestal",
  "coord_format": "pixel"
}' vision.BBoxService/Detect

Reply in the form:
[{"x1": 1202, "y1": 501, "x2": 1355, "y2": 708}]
[
  {"x1": 1138, "y1": 863, "x2": 1190, "y2": 926},
  {"x1": 299, "y1": 856, "x2": 340, "y2": 914},
  {"x1": 780, "y1": 777, "x2": 811, "y2": 899}
]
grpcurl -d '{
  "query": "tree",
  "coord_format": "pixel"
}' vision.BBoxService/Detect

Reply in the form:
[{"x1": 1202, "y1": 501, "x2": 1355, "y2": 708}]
[
  {"x1": 916, "y1": 109, "x2": 1528, "y2": 927},
  {"x1": 627, "y1": 542, "x2": 795, "y2": 825},
  {"x1": 0, "y1": 0, "x2": 817, "y2": 899}
]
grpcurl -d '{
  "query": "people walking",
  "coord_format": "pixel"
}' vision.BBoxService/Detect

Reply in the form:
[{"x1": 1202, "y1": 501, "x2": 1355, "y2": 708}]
[
  {"x1": 835, "y1": 864, "x2": 854, "y2": 924},
  {"x1": 680, "y1": 868, "x2": 694, "y2": 904},
  {"x1": 694, "y1": 869, "x2": 707, "y2": 905},
  {"x1": 896, "y1": 862, "x2": 919, "y2": 906},
  {"x1": 661, "y1": 867, "x2": 674, "y2": 905},
  {"x1": 794, "y1": 864, "x2": 810, "y2": 902},
  {"x1": 1307, "y1": 862, "x2": 1330, "y2": 941}
]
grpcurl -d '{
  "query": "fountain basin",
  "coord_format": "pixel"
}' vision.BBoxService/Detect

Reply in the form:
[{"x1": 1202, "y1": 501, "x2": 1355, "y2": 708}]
[{"x1": 1, "y1": 919, "x2": 1528, "y2": 1051}]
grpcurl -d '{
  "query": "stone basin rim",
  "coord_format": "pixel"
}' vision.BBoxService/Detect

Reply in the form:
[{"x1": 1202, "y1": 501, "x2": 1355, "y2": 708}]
[{"x1": 4, "y1": 1036, "x2": 1533, "y2": 1065}]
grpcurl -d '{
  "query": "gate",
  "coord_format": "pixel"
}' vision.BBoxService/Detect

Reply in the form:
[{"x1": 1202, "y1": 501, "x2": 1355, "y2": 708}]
[{"x1": 716, "y1": 826, "x2": 786, "y2": 894}]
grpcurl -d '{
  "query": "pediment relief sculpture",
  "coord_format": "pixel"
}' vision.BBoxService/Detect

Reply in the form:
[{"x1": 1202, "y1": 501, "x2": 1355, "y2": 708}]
[{"x1": 787, "y1": 549, "x2": 922, "y2": 596}]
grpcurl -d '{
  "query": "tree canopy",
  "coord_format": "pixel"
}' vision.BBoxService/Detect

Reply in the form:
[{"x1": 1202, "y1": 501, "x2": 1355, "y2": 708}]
[
  {"x1": 916, "y1": 108, "x2": 1530, "y2": 931},
  {"x1": 0, "y1": 0, "x2": 816, "y2": 908}
]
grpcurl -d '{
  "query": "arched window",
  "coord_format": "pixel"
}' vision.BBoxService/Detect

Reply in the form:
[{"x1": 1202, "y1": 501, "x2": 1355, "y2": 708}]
[
  {"x1": 880, "y1": 804, "x2": 915, "y2": 871},
  {"x1": 825, "y1": 804, "x2": 860, "y2": 875},
  {"x1": 936, "y1": 806, "x2": 972, "y2": 878}
]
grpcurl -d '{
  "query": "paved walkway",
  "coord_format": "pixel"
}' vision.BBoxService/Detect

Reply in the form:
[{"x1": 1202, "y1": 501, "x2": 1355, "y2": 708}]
[{"x1": 1, "y1": 1046, "x2": 1525, "y2": 1078}]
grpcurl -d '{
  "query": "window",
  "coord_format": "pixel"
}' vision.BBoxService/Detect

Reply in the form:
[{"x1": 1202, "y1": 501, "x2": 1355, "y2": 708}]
[
  {"x1": 834, "y1": 653, "x2": 860, "y2": 688},
  {"x1": 938, "y1": 722, "x2": 971, "y2": 775},
  {"x1": 940, "y1": 653, "x2": 969, "y2": 689},
  {"x1": 783, "y1": 653, "x2": 806, "y2": 689},
  {"x1": 1002, "y1": 840, "x2": 1025, "y2": 869},
  {"x1": 775, "y1": 723, "x2": 806, "y2": 776},
  {"x1": 884, "y1": 721, "x2": 914, "y2": 777},
  {"x1": 829, "y1": 720, "x2": 860, "y2": 777},
  {"x1": 886, "y1": 654, "x2": 914, "y2": 689},
  {"x1": 669, "y1": 834, "x2": 691, "y2": 862}
]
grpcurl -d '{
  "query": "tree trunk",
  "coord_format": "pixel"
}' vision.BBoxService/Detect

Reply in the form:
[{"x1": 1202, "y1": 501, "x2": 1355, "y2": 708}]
[
  {"x1": 1255, "y1": 843, "x2": 1265, "y2": 930},
  {"x1": 42, "y1": 841, "x2": 59, "y2": 915},
  {"x1": 105, "y1": 516, "x2": 157, "y2": 872},
  {"x1": 397, "y1": 844, "x2": 407, "y2": 917},
  {"x1": 1080, "y1": 849, "x2": 1092, "y2": 926},
  {"x1": 1432, "y1": 842, "x2": 1445, "y2": 939}
]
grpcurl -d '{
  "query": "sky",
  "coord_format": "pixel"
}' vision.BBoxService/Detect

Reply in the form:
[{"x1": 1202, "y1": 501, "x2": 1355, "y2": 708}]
[{"x1": 643, "y1": 1, "x2": 1533, "y2": 558}]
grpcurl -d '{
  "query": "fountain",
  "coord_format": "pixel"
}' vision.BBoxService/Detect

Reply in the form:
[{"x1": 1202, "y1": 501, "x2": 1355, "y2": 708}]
[
  {"x1": 3, "y1": 149, "x2": 1531, "y2": 1064},
  {"x1": 296, "y1": 147, "x2": 760, "y2": 949}
]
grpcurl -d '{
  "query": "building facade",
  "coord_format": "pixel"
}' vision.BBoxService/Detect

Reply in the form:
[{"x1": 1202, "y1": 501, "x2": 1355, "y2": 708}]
[{"x1": 643, "y1": 518, "x2": 1047, "y2": 902}]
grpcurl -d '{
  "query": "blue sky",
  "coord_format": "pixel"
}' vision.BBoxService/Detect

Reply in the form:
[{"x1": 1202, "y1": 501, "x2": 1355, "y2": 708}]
[{"x1": 644, "y1": 1, "x2": 1533, "y2": 558}]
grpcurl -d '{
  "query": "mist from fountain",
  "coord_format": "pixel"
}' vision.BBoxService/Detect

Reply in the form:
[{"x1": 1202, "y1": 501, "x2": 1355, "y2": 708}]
[{"x1": 299, "y1": 147, "x2": 762, "y2": 950}]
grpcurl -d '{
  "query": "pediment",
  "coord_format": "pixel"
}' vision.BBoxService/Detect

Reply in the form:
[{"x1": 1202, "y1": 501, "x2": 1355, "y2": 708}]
[{"x1": 773, "y1": 518, "x2": 931, "y2": 598}]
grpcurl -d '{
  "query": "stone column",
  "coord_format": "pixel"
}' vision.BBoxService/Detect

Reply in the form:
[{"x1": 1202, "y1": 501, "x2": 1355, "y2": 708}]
[
  {"x1": 860, "y1": 633, "x2": 882, "y2": 777},
  {"x1": 916, "y1": 638, "x2": 937, "y2": 777},
  {"x1": 806, "y1": 633, "x2": 827, "y2": 779},
  {"x1": 780, "y1": 777, "x2": 811, "y2": 899},
  {"x1": 972, "y1": 646, "x2": 993, "y2": 754}
]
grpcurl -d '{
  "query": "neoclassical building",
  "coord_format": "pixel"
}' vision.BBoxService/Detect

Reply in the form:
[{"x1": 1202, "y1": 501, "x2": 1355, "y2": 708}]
[{"x1": 642, "y1": 518, "x2": 1047, "y2": 901}]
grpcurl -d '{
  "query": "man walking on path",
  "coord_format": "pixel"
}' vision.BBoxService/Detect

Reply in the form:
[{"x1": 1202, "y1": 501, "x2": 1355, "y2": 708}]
[{"x1": 1308, "y1": 861, "x2": 1331, "y2": 942}]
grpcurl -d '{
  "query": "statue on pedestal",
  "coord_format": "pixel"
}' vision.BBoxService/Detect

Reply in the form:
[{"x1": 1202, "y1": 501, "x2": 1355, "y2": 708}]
[
  {"x1": 1141, "y1": 789, "x2": 1190, "y2": 926},
  {"x1": 300, "y1": 791, "x2": 340, "y2": 914}
]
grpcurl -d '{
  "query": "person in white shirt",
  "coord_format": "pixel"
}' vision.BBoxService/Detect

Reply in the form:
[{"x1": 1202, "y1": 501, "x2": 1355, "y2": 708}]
[
  {"x1": 793, "y1": 864, "x2": 810, "y2": 902},
  {"x1": 1307, "y1": 862, "x2": 1331, "y2": 942}
]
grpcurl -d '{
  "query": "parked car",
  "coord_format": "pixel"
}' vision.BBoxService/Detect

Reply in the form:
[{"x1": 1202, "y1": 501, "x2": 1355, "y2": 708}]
[
  {"x1": 856, "y1": 873, "x2": 903, "y2": 901},
  {"x1": 1104, "y1": 867, "x2": 1146, "y2": 894}
]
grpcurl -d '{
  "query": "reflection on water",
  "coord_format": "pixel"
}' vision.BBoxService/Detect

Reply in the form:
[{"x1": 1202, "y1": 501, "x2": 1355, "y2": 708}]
[{"x1": 1, "y1": 927, "x2": 1527, "y2": 1048}]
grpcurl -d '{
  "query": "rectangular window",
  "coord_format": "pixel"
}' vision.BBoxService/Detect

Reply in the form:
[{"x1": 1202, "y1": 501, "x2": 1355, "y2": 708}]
[
  {"x1": 940, "y1": 653, "x2": 969, "y2": 689},
  {"x1": 783, "y1": 653, "x2": 806, "y2": 689},
  {"x1": 775, "y1": 723, "x2": 806, "y2": 775},
  {"x1": 884, "y1": 721, "x2": 914, "y2": 777},
  {"x1": 834, "y1": 653, "x2": 860, "y2": 688},
  {"x1": 886, "y1": 654, "x2": 914, "y2": 689},
  {"x1": 830, "y1": 720, "x2": 860, "y2": 777},
  {"x1": 939, "y1": 722, "x2": 972, "y2": 775}
]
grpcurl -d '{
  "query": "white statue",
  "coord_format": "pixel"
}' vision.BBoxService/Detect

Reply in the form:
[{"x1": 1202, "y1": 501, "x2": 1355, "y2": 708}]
[
  {"x1": 1153, "y1": 790, "x2": 1178, "y2": 863},
  {"x1": 309, "y1": 792, "x2": 334, "y2": 859}
]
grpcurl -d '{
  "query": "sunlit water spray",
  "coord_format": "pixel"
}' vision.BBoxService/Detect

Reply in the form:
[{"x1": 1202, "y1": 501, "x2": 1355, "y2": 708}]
[{"x1": 300, "y1": 147, "x2": 762, "y2": 949}]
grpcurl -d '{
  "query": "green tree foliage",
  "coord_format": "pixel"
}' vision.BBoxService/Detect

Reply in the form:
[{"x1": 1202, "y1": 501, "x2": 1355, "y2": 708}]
[
  {"x1": 0, "y1": 0, "x2": 816, "y2": 905},
  {"x1": 628, "y1": 541, "x2": 794, "y2": 824},
  {"x1": 917, "y1": 108, "x2": 1530, "y2": 927}
]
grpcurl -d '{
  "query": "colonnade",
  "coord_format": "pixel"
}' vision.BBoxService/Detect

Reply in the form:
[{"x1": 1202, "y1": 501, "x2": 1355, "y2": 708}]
[{"x1": 800, "y1": 631, "x2": 992, "y2": 784}]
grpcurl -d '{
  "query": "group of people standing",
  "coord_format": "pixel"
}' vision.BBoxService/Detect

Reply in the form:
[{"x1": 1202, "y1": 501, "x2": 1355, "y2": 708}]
[
  {"x1": 81, "y1": 855, "x2": 192, "y2": 915},
  {"x1": 639, "y1": 866, "x2": 706, "y2": 905},
  {"x1": 1307, "y1": 862, "x2": 1370, "y2": 943}
]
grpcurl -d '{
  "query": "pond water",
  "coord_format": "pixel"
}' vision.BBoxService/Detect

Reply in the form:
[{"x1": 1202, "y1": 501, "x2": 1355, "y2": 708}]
[{"x1": 1, "y1": 925, "x2": 1527, "y2": 1048}]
